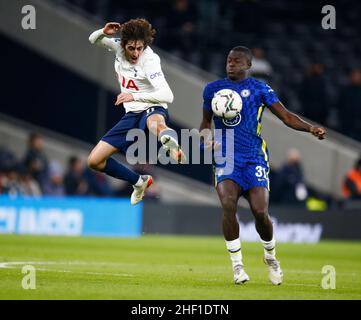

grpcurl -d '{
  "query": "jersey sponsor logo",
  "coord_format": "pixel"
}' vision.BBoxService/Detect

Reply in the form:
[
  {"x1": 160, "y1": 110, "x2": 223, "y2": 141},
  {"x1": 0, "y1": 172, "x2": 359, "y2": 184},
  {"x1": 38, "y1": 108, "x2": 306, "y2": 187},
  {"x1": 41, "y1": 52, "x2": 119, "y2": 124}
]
[
  {"x1": 121, "y1": 76, "x2": 139, "y2": 91},
  {"x1": 222, "y1": 114, "x2": 241, "y2": 127},
  {"x1": 150, "y1": 71, "x2": 163, "y2": 79},
  {"x1": 240, "y1": 89, "x2": 251, "y2": 97}
]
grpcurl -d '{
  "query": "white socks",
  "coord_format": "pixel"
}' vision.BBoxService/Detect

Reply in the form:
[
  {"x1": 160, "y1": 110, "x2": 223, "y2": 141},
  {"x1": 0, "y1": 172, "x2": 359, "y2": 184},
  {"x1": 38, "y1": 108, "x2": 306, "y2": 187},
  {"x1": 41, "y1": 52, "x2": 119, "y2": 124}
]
[
  {"x1": 226, "y1": 239, "x2": 243, "y2": 268},
  {"x1": 260, "y1": 237, "x2": 276, "y2": 258},
  {"x1": 226, "y1": 237, "x2": 277, "y2": 269}
]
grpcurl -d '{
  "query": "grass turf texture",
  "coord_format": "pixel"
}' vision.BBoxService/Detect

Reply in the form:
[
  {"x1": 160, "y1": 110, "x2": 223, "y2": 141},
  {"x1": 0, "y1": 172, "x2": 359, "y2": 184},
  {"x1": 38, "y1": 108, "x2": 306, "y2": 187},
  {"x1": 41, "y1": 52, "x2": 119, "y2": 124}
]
[{"x1": 0, "y1": 234, "x2": 360, "y2": 300}]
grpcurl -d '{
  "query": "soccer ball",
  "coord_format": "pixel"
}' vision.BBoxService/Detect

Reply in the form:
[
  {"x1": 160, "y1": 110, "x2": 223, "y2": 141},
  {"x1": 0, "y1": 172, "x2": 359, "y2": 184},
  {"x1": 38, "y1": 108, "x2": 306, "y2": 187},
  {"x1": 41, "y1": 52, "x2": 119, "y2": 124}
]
[{"x1": 211, "y1": 89, "x2": 243, "y2": 119}]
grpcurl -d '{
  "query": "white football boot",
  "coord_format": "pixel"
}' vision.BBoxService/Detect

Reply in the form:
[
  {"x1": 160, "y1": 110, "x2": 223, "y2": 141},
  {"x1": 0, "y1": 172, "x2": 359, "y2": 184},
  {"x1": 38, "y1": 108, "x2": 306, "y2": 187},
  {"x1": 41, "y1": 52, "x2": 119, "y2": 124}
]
[
  {"x1": 130, "y1": 175, "x2": 153, "y2": 205},
  {"x1": 264, "y1": 255, "x2": 283, "y2": 285},
  {"x1": 233, "y1": 264, "x2": 250, "y2": 284},
  {"x1": 160, "y1": 135, "x2": 186, "y2": 164}
]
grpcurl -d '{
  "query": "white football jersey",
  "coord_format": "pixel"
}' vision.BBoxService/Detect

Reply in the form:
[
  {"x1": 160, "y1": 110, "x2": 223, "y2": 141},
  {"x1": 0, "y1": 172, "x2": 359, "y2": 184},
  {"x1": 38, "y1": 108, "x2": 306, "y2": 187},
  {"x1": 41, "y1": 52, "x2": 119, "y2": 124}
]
[{"x1": 89, "y1": 29, "x2": 174, "y2": 113}]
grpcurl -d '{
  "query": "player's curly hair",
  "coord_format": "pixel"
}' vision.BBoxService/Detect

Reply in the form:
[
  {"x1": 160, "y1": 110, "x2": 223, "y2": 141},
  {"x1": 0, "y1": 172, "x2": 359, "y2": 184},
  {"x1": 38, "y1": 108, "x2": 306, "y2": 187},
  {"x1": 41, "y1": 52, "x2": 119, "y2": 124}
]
[{"x1": 120, "y1": 18, "x2": 156, "y2": 48}]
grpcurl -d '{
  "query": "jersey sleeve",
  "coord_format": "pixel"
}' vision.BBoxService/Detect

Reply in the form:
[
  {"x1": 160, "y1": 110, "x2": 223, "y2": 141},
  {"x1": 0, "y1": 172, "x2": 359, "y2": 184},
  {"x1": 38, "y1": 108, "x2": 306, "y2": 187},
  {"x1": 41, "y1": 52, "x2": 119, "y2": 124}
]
[
  {"x1": 89, "y1": 29, "x2": 120, "y2": 53},
  {"x1": 260, "y1": 82, "x2": 279, "y2": 106},
  {"x1": 203, "y1": 84, "x2": 213, "y2": 112},
  {"x1": 132, "y1": 53, "x2": 174, "y2": 104},
  {"x1": 143, "y1": 54, "x2": 169, "y2": 89}
]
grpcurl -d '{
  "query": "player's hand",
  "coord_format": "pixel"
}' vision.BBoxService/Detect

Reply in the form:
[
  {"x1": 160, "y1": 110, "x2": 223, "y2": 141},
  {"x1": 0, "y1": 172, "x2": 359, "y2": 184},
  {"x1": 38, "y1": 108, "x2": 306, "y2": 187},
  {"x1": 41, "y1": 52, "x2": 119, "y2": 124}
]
[
  {"x1": 103, "y1": 22, "x2": 121, "y2": 35},
  {"x1": 310, "y1": 126, "x2": 326, "y2": 140},
  {"x1": 204, "y1": 140, "x2": 221, "y2": 151},
  {"x1": 115, "y1": 93, "x2": 134, "y2": 105}
]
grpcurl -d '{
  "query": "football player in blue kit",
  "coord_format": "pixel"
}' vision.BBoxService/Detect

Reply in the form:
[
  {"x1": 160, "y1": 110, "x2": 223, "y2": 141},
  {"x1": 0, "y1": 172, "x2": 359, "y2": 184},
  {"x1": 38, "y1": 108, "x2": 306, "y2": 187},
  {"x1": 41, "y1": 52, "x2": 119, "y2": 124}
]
[{"x1": 200, "y1": 46, "x2": 326, "y2": 285}]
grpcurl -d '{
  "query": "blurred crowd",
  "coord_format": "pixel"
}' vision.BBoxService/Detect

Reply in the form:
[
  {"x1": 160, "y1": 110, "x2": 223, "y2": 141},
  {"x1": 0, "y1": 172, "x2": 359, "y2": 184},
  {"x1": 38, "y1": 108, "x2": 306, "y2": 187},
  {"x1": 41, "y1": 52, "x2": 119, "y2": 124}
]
[
  {"x1": 252, "y1": 52, "x2": 361, "y2": 140},
  {"x1": 270, "y1": 148, "x2": 309, "y2": 206},
  {"x1": 342, "y1": 158, "x2": 361, "y2": 201},
  {"x1": 2, "y1": 132, "x2": 359, "y2": 209},
  {"x1": 0, "y1": 133, "x2": 161, "y2": 200},
  {"x1": 2, "y1": 131, "x2": 360, "y2": 212},
  {"x1": 270, "y1": 148, "x2": 361, "y2": 209}
]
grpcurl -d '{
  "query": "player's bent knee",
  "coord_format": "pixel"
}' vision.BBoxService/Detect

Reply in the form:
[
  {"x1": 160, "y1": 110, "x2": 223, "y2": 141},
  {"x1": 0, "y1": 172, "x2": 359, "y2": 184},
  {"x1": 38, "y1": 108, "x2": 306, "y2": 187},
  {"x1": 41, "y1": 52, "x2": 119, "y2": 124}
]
[
  {"x1": 87, "y1": 156, "x2": 96, "y2": 170},
  {"x1": 253, "y1": 208, "x2": 270, "y2": 221},
  {"x1": 222, "y1": 210, "x2": 237, "y2": 223},
  {"x1": 87, "y1": 155, "x2": 104, "y2": 171},
  {"x1": 220, "y1": 197, "x2": 238, "y2": 214}
]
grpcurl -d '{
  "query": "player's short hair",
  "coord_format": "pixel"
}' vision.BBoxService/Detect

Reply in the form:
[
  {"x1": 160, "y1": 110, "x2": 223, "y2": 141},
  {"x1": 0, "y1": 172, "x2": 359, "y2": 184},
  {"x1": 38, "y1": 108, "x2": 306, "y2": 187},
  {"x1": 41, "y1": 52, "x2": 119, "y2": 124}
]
[
  {"x1": 230, "y1": 46, "x2": 253, "y2": 63},
  {"x1": 120, "y1": 18, "x2": 156, "y2": 48}
]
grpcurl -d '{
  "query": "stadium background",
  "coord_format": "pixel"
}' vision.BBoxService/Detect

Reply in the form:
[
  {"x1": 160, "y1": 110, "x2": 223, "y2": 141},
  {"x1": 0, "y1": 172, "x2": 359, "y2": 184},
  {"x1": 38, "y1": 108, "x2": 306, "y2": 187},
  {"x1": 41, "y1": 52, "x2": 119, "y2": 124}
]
[{"x1": 0, "y1": 0, "x2": 361, "y2": 300}]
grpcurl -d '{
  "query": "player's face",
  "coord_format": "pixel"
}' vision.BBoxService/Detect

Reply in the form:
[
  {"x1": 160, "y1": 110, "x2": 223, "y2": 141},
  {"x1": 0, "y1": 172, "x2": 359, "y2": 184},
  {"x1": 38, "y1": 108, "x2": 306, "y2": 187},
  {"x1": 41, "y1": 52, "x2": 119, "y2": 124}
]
[
  {"x1": 226, "y1": 51, "x2": 251, "y2": 80},
  {"x1": 124, "y1": 40, "x2": 145, "y2": 64}
]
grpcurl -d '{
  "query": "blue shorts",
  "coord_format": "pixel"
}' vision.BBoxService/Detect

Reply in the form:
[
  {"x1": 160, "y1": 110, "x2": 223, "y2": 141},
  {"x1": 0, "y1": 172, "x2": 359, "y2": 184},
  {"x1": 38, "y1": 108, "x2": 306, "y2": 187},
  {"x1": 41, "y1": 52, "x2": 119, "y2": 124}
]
[
  {"x1": 101, "y1": 106, "x2": 169, "y2": 153},
  {"x1": 214, "y1": 162, "x2": 270, "y2": 192}
]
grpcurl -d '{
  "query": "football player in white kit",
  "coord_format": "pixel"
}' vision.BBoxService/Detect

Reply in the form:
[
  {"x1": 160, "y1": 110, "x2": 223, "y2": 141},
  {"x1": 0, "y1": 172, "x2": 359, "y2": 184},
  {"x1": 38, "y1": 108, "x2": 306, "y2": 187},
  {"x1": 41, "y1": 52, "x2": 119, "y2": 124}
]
[{"x1": 87, "y1": 19, "x2": 185, "y2": 205}]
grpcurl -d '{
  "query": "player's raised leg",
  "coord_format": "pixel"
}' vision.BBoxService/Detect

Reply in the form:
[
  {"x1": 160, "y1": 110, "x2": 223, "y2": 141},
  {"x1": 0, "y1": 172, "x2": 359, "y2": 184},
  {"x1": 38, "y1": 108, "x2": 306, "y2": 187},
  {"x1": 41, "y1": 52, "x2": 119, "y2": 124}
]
[
  {"x1": 146, "y1": 113, "x2": 186, "y2": 163},
  {"x1": 216, "y1": 180, "x2": 250, "y2": 284},
  {"x1": 87, "y1": 141, "x2": 152, "y2": 205},
  {"x1": 246, "y1": 187, "x2": 283, "y2": 285}
]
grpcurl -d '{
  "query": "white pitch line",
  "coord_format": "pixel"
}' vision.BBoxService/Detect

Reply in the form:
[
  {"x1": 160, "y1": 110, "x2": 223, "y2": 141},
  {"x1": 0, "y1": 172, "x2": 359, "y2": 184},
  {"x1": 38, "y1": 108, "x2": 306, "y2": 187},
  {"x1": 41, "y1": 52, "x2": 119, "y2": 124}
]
[{"x1": 0, "y1": 261, "x2": 133, "y2": 277}]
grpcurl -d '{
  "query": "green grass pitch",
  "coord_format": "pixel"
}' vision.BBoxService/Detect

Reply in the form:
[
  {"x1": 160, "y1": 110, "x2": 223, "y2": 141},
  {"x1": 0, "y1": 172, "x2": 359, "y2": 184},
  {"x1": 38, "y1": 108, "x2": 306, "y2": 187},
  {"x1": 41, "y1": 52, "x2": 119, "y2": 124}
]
[{"x1": 0, "y1": 234, "x2": 360, "y2": 300}]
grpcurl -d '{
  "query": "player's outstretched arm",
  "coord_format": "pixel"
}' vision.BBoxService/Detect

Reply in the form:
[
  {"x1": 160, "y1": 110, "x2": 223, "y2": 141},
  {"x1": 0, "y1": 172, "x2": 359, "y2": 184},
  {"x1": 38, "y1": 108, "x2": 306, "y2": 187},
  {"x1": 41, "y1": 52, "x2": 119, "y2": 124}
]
[
  {"x1": 199, "y1": 109, "x2": 220, "y2": 150},
  {"x1": 89, "y1": 22, "x2": 121, "y2": 52},
  {"x1": 199, "y1": 109, "x2": 213, "y2": 132},
  {"x1": 269, "y1": 101, "x2": 326, "y2": 140}
]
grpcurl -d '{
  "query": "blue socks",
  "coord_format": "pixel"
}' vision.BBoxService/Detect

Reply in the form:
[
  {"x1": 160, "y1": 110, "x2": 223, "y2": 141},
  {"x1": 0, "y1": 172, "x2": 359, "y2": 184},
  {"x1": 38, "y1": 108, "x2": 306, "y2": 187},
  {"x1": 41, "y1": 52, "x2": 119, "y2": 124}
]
[{"x1": 102, "y1": 157, "x2": 139, "y2": 185}]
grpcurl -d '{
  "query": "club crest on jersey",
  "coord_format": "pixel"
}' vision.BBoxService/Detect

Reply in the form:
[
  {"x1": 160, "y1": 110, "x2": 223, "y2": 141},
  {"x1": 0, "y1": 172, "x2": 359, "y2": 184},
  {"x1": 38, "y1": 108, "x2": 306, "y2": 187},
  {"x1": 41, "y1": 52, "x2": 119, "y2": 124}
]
[
  {"x1": 240, "y1": 89, "x2": 251, "y2": 97},
  {"x1": 222, "y1": 113, "x2": 241, "y2": 126},
  {"x1": 131, "y1": 67, "x2": 138, "y2": 77}
]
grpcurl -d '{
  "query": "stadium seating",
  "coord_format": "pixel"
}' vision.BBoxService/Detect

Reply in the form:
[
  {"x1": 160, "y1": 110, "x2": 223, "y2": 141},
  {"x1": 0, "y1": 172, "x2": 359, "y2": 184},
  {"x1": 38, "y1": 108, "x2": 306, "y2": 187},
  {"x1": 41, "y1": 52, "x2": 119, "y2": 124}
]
[{"x1": 58, "y1": 0, "x2": 361, "y2": 133}]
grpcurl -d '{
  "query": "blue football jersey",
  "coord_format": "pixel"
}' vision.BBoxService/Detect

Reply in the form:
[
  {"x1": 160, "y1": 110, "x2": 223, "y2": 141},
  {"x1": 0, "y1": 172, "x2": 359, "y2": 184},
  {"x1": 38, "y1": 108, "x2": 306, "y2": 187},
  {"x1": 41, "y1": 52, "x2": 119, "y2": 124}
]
[{"x1": 203, "y1": 77, "x2": 279, "y2": 166}]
